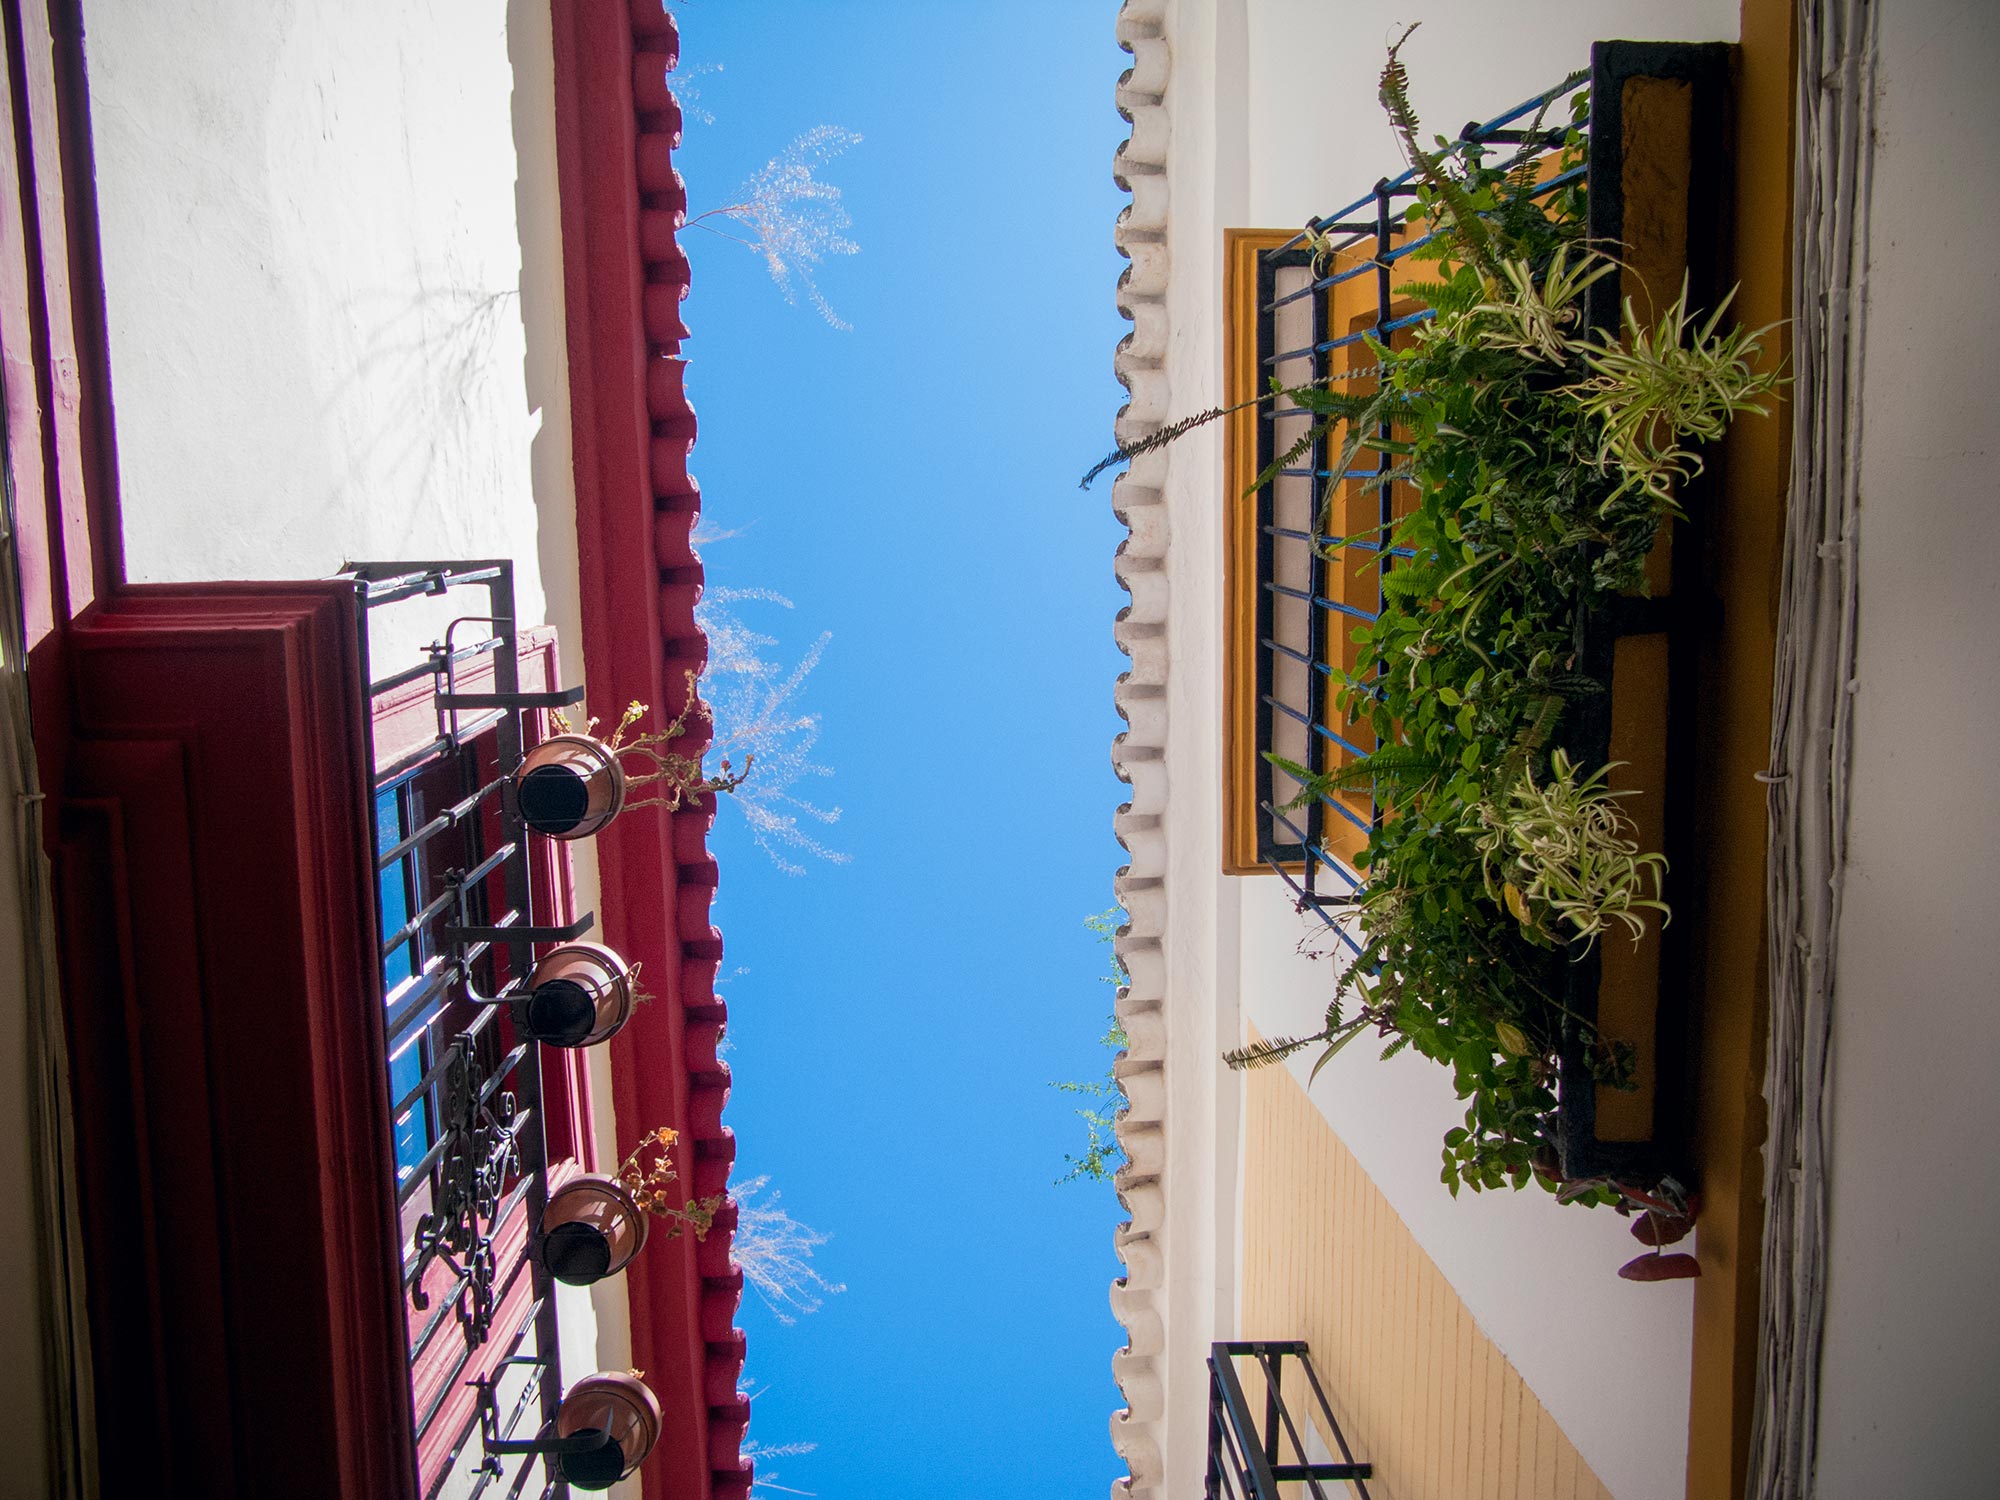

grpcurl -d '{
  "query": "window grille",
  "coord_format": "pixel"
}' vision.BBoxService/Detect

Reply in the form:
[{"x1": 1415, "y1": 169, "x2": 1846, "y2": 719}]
[
  {"x1": 1235, "y1": 40, "x2": 1734, "y2": 1181},
  {"x1": 1247, "y1": 77, "x2": 1587, "y2": 945},
  {"x1": 351, "y1": 561, "x2": 595, "y2": 1498}
]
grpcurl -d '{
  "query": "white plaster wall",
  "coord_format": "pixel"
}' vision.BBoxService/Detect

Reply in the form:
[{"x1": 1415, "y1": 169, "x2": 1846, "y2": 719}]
[
  {"x1": 1814, "y1": 3, "x2": 2000, "y2": 1495},
  {"x1": 80, "y1": 0, "x2": 583, "y2": 657},
  {"x1": 1155, "y1": 4, "x2": 1739, "y2": 1497},
  {"x1": 1133, "y1": 2, "x2": 1245, "y2": 1491}
]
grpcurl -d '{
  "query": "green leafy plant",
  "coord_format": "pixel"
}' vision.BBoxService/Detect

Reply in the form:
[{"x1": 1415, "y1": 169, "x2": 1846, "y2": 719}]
[
  {"x1": 1054, "y1": 908, "x2": 1131, "y2": 1185},
  {"x1": 1194, "y1": 33, "x2": 1783, "y2": 1214},
  {"x1": 1469, "y1": 749, "x2": 1669, "y2": 951}
]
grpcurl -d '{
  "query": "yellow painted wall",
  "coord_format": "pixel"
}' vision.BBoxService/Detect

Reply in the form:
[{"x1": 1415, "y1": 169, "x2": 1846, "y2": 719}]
[{"x1": 1240, "y1": 1062, "x2": 1613, "y2": 1500}]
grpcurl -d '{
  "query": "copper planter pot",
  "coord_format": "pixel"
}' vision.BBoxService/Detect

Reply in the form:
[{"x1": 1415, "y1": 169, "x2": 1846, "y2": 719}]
[
  {"x1": 522, "y1": 942, "x2": 636, "y2": 1048},
  {"x1": 554, "y1": 1372, "x2": 663, "y2": 1489},
  {"x1": 539, "y1": 1173, "x2": 648, "y2": 1286},
  {"x1": 512, "y1": 734, "x2": 626, "y2": 839}
]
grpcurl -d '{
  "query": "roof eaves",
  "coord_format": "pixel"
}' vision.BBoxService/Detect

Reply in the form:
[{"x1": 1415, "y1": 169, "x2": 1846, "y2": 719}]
[
  {"x1": 1108, "y1": 4, "x2": 1171, "y2": 1500},
  {"x1": 550, "y1": 5, "x2": 751, "y2": 1496}
]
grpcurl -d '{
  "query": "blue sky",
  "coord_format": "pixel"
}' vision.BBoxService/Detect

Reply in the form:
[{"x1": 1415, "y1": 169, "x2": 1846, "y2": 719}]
[{"x1": 668, "y1": 4, "x2": 1135, "y2": 1495}]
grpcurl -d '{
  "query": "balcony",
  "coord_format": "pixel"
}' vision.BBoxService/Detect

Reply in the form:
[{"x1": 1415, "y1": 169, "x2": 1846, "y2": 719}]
[
  {"x1": 353, "y1": 560, "x2": 684, "y2": 1497},
  {"x1": 1224, "y1": 41, "x2": 1735, "y2": 1183},
  {"x1": 1206, "y1": 1342, "x2": 1372, "y2": 1499}
]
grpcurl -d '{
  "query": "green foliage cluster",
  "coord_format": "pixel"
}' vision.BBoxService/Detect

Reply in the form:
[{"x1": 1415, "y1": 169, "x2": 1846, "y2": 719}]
[
  {"x1": 1228, "y1": 34, "x2": 1780, "y2": 1207},
  {"x1": 1053, "y1": 909, "x2": 1131, "y2": 1186}
]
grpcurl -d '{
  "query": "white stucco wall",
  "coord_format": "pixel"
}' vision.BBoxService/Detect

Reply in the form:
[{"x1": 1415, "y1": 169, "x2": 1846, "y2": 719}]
[
  {"x1": 1152, "y1": 4, "x2": 1739, "y2": 1497},
  {"x1": 1813, "y1": 4, "x2": 2000, "y2": 1495},
  {"x1": 81, "y1": 0, "x2": 583, "y2": 658}
]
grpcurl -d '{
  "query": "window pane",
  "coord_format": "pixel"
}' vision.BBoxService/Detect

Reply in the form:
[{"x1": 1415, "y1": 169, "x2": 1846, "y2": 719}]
[
  {"x1": 388, "y1": 1031, "x2": 430, "y2": 1180},
  {"x1": 374, "y1": 784, "x2": 430, "y2": 1179},
  {"x1": 376, "y1": 786, "x2": 414, "y2": 988}
]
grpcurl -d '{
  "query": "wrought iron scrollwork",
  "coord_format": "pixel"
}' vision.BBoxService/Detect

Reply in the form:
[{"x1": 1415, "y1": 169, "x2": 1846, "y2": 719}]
[{"x1": 409, "y1": 1036, "x2": 522, "y2": 1346}]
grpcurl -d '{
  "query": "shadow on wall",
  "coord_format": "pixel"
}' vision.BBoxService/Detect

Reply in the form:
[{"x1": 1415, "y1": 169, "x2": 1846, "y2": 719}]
[{"x1": 314, "y1": 283, "x2": 521, "y2": 531}]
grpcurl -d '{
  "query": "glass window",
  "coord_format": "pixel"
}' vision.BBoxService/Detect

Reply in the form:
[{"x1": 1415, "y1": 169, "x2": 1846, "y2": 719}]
[{"x1": 376, "y1": 783, "x2": 431, "y2": 1181}]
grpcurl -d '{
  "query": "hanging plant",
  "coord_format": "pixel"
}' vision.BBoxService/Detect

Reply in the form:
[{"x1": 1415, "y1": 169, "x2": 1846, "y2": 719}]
[
  {"x1": 614, "y1": 1126, "x2": 724, "y2": 1243},
  {"x1": 513, "y1": 670, "x2": 752, "y2": 839},
  {"x1": 521, "y1": 942, "x2": 649, "y2": 1048},
  {"x1": 551, "y1": 1371, "x2": 664, "y2": 1490}
]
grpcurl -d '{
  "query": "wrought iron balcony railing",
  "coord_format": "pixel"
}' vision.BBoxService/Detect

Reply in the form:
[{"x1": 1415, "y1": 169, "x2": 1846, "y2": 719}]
[
  {"x1": 1245, "y1": 40, "x2": 1730, "y2": 1181},
  {"x1": 1207, "y1": 1342, "x2": 1372, "y2": 1499},
  {"x1": 1249, "y1": 72, "x2": 1585, "y2": 936},
  {"x1": 350, "y1": 561, "x2": 631, "y2": 1498}
]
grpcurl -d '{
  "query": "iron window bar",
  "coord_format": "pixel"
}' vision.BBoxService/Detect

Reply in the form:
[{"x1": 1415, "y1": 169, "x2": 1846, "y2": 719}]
[
  {"x1": 347, "y1": 560, "x2": 597, "y2": 1497},
  {"x1": 1250, "y1": 71, "x2": 1588, "y2": 927},
  {"x1": 1206, "y1": 1342, "x2": 1372, "y2": 1499}
]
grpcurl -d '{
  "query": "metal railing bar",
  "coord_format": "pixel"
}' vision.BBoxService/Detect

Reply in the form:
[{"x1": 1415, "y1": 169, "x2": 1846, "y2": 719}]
[
  {"x1": 419, "y1": 1301, "x2": 544, "y2": 1500},
  {"x1": 1268, "y1": 251, "x2": 1381, "y2": 310},
  {"x1": 467, "y1": 1343, "x2": 553, "y2": 1500},
  {"x1": 396, "y1": 1133, "x2": 452, "y2": 1207},
  {"x1": 1265, "y1": 322, "x2": 1371, "y2": 365},
  {"x1": 1274, "y1": 466, "x2": 1391, "y2": 484},
  {"x1": 1209, "y1": 1353, "x2": 1284, "y2": 1499},
  {"x1": 413, "y1": 1322, "x2": 482, "y2": 1443},
  {"x1": 1263, "y1": 524, "x2": 1415, "y2": 559},
  {"x1": 455, "y1": 840, "x2": 521, "y2": 900},
  {"x1": 1261, "y1": 694, "x2": 1374, "y2": 763},
  {"x1": 363, "y1": 564, "x2": 506, "y2": 608},
  {"x1": 1262, "y1": 637, "x2": 1336, "y2": 674},
  {"x1": 1295, "y1": 1352, "x2": 1371, "y2": 1482},
  {"x1": 1268, "y1": 780, "x2": 1373, "y2": 842},
  {"x1": 1255, "y1": 1348, "x2": 1334, "y2": 1500},
  {"x1": 381, "y1": 882, "x2": 461, "y2": 963},
  {"x1": 1263, "y1": 808, "x2": 1366, "y2": 886},
  {"x1": 1263, "y1": 579, "x2": 1377, "y2": 624},
  {"x1": 384, "y1": 958, "x2": 469, "y2": 1052},
  {"x1": 1265, "y1": 343, "x2": 1324, "y2": 369},
  {"x1": 376, "y1": 775, "x2": 509, "y2": 870},
  {"x1": 375, "y1": 711, "x2": 506, "y2": 788},
  {"x1": 406, "y1": 1264, "x2": 470, "y2": 1358},
  {"x1": 1269, "y1": 1464, "x2": 1374, "y2": 1483},
  {"x1": 1265, "y1": 860, "x2": 1367, "y2": 951},
  {"x1": 391, "y1": 1005, "x2": 500, "y2": 1127},
  {"x1": 370, "y1": 634, "x2": 504, "y2": 700}
]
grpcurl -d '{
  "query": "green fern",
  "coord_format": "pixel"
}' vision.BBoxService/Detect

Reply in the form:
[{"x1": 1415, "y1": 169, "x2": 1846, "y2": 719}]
[
  {"x1": 1080, "y1": 391, "x2": 1270, "y2": 489},
  {"x1": 1380, "y1": 24, "x2": 1498, "y2": 277},
  {"x1": 1265, "y1": 745, "x2": 1446, "y2": 811},
  {"x1": 1223, "y1": 1033, "x2": 1321, "y2": 1071}
]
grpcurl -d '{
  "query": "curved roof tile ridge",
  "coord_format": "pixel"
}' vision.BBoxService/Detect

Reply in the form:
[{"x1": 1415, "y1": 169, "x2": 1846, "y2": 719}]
[
  {"x1": 551, "y1": 5, "x2": 750, "y2": 1495},
  {"x1": 1108, "y1": 4, "x2": 1170, "y2": 1499},
  {"x1": 638, "y1": 30, "x2": 758, "y2": 1500}
]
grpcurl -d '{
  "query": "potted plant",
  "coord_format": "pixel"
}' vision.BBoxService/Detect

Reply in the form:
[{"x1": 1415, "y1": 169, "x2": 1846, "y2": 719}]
[
  {"x1": 512, "y1": 671, "x2": 751, "y2": 839},
  {"x1": 521, "y1": 942, "x2": 645, "y2": 1049},
  {"x1": 537, "y1": 1126, "x2": 721, "y2": 1287},
  {"x1": 550, "y1": 1371, "x2": 663, "y2": 1489}
]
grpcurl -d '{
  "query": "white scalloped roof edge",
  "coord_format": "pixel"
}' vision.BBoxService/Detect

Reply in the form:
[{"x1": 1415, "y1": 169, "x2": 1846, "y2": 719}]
[{"x1": 1108, "y1": 4, "x2": 1169, "y2": 1499}]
